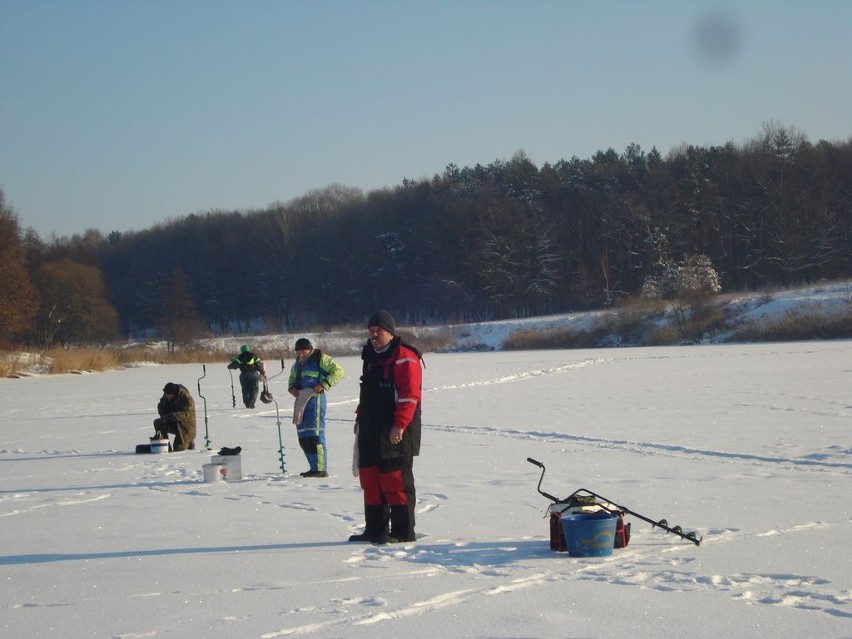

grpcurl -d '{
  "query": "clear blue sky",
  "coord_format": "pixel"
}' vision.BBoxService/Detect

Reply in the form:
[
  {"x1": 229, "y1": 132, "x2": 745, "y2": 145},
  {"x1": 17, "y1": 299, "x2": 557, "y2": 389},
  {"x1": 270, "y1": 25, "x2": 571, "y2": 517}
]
[{"x1": 2, "y1": 0, "x2": 850, "y2": 238}]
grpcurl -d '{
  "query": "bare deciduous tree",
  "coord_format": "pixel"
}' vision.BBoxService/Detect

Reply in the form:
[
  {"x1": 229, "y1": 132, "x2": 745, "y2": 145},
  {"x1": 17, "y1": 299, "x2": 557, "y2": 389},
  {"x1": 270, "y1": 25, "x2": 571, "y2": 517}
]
[
  {"x1": 157, "y1": 268, "x2": 204, "y2": 354},
  {"x1": 0, "y1": 191, "x2": 39, "y2": 343},
  {"x1": 31, "y1": 259, "x2": 119, "y2": 348}
]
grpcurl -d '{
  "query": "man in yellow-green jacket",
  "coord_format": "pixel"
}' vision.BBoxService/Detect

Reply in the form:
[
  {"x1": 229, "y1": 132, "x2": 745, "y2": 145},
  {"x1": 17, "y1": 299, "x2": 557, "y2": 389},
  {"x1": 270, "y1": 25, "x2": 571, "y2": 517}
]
[{"x1": 288, "y1": 338, "x2": 344, "y2": 477}]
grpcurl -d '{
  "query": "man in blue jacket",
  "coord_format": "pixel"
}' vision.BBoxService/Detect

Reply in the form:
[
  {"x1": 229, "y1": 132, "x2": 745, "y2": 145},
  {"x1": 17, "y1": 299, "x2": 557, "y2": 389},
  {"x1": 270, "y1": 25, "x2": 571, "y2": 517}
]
[{"x1": 288, "y1": 338, "x2": 344, "y2": 477}]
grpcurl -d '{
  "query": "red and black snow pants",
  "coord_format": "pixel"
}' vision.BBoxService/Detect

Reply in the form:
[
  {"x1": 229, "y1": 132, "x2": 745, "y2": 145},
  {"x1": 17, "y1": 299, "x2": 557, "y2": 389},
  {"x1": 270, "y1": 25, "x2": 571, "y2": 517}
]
[{"x1": 358, "y1": 454, "x2": 416, "y2": 541}]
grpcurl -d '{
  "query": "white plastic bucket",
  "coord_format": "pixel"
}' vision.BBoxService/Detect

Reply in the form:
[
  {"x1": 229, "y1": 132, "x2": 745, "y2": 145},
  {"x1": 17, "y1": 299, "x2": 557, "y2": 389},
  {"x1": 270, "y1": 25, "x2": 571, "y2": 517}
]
[
  {"x1": 202, "y1": 463, "x2": 225, "y2": 483},
  {"x1": 210, "y1": 454, "x2": 242, "y2": 481},
  {"x1": 149, "y1": 438, "x2": 169, "y2": 454}
]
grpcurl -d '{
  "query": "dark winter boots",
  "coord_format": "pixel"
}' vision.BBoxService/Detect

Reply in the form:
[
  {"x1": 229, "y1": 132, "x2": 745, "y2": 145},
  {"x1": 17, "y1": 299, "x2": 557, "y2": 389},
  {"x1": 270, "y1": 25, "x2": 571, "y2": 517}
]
[
  {"x1": 388, "y1": 504, "x2": 416, "y2": 543},
  {"x1": 348, "y1": 505, "x2": 390, "y2": 543},
  {"x1": 348, "y1": 503, "x2": 416, "y2": 544}
]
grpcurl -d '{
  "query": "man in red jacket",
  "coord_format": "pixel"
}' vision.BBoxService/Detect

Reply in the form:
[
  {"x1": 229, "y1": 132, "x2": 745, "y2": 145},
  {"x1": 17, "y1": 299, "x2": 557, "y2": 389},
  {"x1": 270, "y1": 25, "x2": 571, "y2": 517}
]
[{"x1": 349, "y1": 310, "x2": 423, "y2": 544}]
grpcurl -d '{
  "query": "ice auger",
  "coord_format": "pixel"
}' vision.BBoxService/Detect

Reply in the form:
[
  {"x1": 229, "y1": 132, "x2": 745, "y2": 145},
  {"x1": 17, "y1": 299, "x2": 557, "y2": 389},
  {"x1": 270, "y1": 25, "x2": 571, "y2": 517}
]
[{"x1": 528, "y1": 457, "x2": 702, "y2": 546}]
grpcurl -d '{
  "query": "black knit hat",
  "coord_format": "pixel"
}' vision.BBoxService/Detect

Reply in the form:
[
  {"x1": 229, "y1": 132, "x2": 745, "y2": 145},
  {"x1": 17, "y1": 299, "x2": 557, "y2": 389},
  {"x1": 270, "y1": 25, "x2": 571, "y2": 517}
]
[
  {"x1": 294, "y1": 337, "x2": 312, "y2": 351},
  {"x1": 162, "y1": 382, "x2": 179, "y2": 395},
  {"x1": 368, "y1": 309, "x2": 396, "y2": 335}
]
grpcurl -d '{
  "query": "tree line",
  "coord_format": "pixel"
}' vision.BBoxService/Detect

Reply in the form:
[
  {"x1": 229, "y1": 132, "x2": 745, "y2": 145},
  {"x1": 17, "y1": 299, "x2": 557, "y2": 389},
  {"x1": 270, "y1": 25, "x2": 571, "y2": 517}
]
[{"x1": 1, "y1": 122, "x2": 850, "y2": 349}]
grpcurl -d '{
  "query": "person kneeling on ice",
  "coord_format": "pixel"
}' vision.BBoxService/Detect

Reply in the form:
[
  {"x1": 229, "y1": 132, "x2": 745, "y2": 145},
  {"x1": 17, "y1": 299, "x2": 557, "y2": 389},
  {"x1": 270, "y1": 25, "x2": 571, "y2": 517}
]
[
  {"x1": 288, "y1": 338, "x2": 344, "y2": 478},
  {"x1": 153, "y1": 382, "x2": 197, "y2": 452}
]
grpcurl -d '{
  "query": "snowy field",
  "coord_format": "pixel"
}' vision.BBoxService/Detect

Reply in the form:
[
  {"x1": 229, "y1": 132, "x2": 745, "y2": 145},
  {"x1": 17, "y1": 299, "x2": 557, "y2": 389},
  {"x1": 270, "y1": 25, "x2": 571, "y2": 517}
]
[{"x1": 1, "y1": 341, "x2": 851, "y2": 638}]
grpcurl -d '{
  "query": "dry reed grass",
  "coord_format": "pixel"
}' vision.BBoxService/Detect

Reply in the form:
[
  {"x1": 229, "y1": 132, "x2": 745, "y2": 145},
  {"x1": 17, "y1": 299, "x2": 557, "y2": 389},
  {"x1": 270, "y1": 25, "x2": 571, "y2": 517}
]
[
  {"x1": 3, "y1": 295, "x2": 850, "y2": 376},
  {"x1": 2, "y1": 345, "x2": 234, "y2": 377},
  {"x1": 730, "y1": 303, "x2": 852, "y2": 342}
]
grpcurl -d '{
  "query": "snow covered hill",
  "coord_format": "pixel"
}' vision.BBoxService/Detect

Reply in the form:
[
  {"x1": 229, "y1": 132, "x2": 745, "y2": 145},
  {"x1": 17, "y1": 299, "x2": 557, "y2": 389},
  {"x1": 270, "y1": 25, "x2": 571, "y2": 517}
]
[{"x1": 200, "y1": 280, "x2": 852, "y2": 357}]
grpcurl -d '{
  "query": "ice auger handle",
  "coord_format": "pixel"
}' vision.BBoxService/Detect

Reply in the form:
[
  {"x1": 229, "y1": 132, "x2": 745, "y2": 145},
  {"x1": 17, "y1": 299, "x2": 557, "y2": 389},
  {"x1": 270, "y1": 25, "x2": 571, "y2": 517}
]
[{"x1": 527, "y1": 457, "x2": 559, "y2": 502}]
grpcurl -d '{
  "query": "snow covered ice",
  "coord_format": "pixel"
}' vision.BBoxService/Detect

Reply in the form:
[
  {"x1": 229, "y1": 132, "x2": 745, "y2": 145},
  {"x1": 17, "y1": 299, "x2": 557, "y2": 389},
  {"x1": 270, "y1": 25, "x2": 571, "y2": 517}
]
[{"x1": 1, "y1": 341, "x2": 850, "y2": 638}]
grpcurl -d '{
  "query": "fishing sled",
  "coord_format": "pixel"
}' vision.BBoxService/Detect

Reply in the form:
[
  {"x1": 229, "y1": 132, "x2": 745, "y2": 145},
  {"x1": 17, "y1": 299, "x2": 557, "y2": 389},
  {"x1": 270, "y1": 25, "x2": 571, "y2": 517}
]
[{"x1": 527, "y1": 457, "x2": 702, "y2": 552}]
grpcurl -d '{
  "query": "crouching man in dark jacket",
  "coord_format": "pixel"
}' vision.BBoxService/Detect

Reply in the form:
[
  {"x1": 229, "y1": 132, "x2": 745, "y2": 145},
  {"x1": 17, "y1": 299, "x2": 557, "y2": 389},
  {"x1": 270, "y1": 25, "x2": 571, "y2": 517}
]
[{"x1": 154, "y1": 382, "x2": 197, "y2": 451}]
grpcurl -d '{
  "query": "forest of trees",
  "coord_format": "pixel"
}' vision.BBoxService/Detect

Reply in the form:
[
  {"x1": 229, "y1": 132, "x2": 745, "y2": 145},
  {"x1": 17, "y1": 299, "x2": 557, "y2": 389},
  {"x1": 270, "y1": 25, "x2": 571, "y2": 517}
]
[{"x1": 1, "y1": 123, "x2": 850, "y2": 349}]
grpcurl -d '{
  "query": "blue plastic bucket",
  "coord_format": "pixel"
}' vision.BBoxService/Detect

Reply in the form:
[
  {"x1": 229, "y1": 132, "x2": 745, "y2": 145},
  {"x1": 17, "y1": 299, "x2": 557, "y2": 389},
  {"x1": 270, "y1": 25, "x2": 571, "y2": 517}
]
[{"x1": 561, "y1": 511, "x2": 617, "y2": 557}]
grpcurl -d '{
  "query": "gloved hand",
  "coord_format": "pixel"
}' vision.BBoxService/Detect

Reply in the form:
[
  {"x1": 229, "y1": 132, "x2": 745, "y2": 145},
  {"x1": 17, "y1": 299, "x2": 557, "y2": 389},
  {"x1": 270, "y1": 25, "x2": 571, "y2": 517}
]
[
  {"x1": 153, "y1": 417, "x2": 164, "y2": 429},
  {"x1": 218, "y1": 446, "x2": 242, "y2": 456}
]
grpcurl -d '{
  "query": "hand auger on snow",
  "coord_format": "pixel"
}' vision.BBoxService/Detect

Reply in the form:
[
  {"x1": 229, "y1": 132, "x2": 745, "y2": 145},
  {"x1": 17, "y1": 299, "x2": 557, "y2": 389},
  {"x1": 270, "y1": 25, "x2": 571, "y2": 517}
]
[
  {"x1": 527, "y1": 458, "x2": 702, "y2": 546},
  {"x1": 197, "y1": 364, "x2": 211, "y2": 450},
  {"x1": 265, "y1": 358, "x2": 287, "y2": 475},
  {"x1": 228, "y1": 368, "x2": 236, "y2": 409}
]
